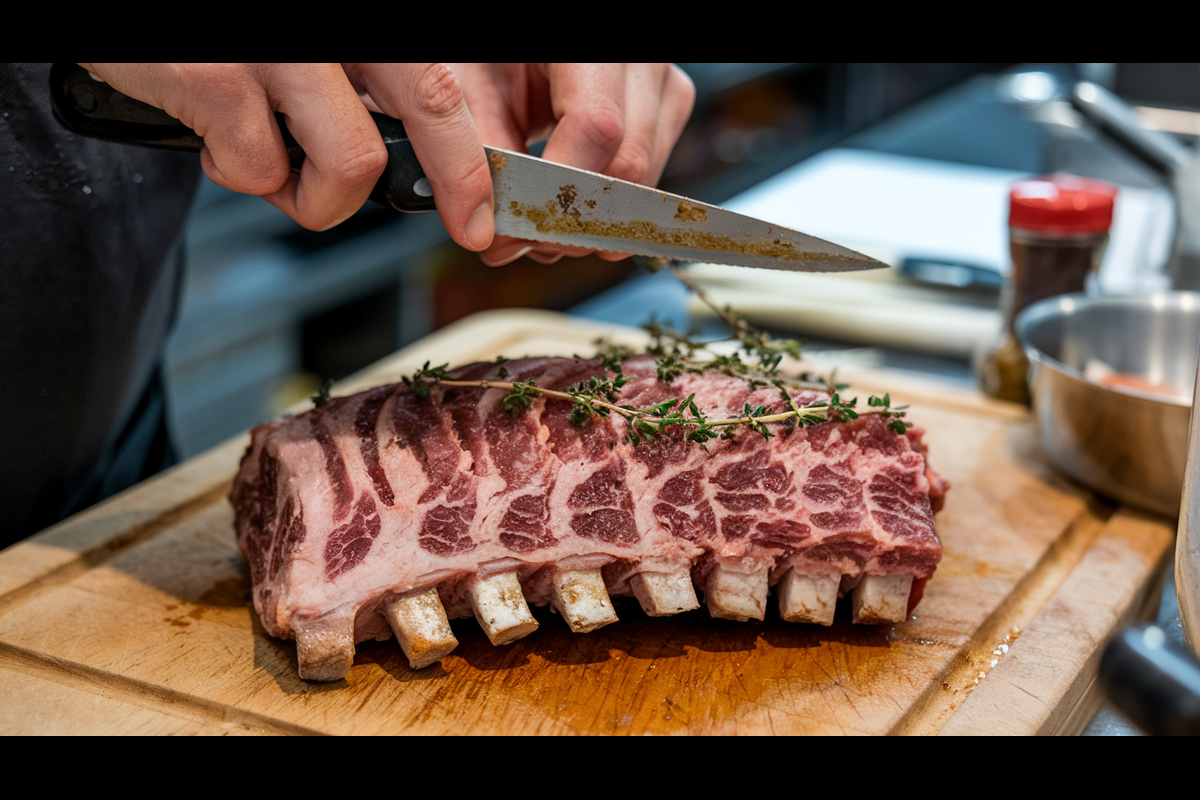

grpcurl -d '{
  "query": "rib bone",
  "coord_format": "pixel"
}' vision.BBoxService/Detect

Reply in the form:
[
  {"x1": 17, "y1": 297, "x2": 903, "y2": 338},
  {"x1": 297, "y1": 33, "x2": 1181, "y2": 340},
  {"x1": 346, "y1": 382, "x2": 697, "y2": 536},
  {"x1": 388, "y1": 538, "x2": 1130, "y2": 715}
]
[
  {"x1": 294, "y1": 616, "x2": 355, "y2": 681},
  {"x1": 705, "y1": 565, "x2": 768, "y2": 622},
  {"x1": 630, "y1": 570, "x2": 700, "y2": 616},
  {"x1": 552, "y1": 569, "x2": 618, "y2": 633},
  {"x1": 778, "y1": 570, "x2": 840, "y2": 626},
  {"x1": 382, "y1": 587, "x2": 459, "y2": 669},
  {"x1": 851, "y1": 574, "x2": 913, "y2": 624},
  {"x1": 469, "y1": 571, "x2": 539, "y2": 645}
]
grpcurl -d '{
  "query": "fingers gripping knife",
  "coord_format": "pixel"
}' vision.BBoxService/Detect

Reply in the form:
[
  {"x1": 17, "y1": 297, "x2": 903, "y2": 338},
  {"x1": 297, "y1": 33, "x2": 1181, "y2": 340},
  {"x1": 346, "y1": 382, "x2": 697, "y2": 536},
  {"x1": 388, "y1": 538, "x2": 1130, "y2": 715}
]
[{"x1": 49, "y1": 63, "x2": 886, "y2": 275}]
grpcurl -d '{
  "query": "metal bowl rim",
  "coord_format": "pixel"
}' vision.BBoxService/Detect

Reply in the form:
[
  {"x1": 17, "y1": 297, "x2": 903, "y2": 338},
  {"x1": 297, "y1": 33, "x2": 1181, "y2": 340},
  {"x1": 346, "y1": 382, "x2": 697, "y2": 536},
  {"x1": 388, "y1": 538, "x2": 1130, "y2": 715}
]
[{"x1": 1015, "y1": 291, "x2": 1200, "y2": 409}]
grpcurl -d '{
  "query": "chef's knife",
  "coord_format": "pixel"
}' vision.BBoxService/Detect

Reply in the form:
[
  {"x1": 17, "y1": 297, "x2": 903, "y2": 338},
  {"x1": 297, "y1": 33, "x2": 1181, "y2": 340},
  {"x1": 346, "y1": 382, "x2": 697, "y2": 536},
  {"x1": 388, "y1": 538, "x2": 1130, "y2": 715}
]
[{"x1": 50, "y1": 63, "x2": 885, "y2": 274}]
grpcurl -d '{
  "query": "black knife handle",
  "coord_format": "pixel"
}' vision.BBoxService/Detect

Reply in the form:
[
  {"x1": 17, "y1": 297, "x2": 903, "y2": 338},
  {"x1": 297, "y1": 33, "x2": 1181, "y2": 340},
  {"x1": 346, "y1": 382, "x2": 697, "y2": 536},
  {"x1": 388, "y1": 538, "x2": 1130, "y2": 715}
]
[
  {"x1": 48, "y1": 62, "x2": 437, "y2": 213},
  {"x1": 1099, "y1": 623, "x2": 1200, "y2": 735}
]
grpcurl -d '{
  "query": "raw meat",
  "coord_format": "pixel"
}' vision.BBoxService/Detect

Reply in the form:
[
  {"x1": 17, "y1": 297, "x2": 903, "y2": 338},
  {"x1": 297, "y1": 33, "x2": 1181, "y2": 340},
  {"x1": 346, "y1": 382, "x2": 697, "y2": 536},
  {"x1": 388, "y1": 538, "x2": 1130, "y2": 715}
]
[{"x1": 230, "y1": 356, "x2": 947, "y2": 681}]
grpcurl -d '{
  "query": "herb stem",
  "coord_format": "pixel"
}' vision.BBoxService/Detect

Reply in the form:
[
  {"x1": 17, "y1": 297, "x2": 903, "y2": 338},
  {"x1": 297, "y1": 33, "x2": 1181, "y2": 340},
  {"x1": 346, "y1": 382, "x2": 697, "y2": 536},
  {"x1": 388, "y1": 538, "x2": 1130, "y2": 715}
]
[
  {"x1": 666, "y1": 262, "x2": 744, "y2": 339},
  {"x1": 395, "y1": 271, "x2": 912, "y2": 446},
  {"x1": 424, "y1": 377, "x2": 894, "y2": 434}
]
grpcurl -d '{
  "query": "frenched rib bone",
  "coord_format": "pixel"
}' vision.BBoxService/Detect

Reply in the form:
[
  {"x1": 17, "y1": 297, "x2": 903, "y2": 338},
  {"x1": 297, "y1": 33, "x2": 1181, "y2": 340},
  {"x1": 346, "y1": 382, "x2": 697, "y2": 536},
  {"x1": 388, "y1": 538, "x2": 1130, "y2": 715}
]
[
  {"x1": 551, "y1": 569, "x2": 619, "y2": 633},
  {"x1": 383, "y1": 587, "x2": 458, "y2": 669},
  {"x1": 778, "y1": 570, "x2": 840, "y2": 626},
  {"x1": 230, "y1": 356, "x2": 947, "y2": 681},
  {"x1": 469, "y1": 571, "x2": 539, "y2": 645}
]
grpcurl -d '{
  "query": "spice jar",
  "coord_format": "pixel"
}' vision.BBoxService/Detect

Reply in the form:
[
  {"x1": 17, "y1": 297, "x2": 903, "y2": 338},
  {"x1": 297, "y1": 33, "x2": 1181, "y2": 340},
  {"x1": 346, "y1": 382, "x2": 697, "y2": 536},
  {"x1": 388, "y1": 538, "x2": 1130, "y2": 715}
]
[{"x1": 978, "y1": 174, "x2": 1117, "y2": 403}]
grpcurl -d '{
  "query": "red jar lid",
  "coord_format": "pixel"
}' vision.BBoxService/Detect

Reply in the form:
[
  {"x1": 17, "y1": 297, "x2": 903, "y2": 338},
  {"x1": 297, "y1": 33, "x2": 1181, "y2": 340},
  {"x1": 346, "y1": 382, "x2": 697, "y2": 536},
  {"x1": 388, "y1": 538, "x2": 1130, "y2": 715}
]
[{"x1": 1009, "y1": 174, "x2": 1117, "y2": 233}]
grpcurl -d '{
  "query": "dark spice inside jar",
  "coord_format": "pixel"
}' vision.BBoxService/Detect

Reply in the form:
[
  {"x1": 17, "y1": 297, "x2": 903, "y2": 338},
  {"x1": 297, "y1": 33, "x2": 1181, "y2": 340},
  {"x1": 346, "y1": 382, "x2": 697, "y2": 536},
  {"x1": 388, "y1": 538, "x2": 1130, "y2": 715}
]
[{"x1": 1007, "y1": 234, "x2": 1106, "y2": 334}]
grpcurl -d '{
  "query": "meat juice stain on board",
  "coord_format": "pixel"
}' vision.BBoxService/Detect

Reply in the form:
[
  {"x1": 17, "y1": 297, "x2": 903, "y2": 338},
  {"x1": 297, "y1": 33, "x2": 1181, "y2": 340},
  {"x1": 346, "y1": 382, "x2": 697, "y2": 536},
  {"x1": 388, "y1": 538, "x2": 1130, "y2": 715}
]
[
  {"x1": 262, "y1": 588, "x2": 962, "y2": 733},
  {"x1": 199, "y1": 575, "x2": 252, "y2": 608},
  {"x1": 362, "y1": 603, "x2": 915, "y2": 733}
]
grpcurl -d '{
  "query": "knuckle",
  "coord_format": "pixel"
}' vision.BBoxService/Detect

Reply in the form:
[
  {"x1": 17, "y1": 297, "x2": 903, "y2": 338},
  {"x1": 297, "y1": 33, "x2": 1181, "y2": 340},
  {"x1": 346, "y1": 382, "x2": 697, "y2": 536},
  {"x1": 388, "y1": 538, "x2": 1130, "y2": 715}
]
[
  {"x1": 576, "y1": 103, "x2": 625, "y2": 152},
  {"x1": 297, "y1": 211, "x2": 342, "y2": 232},
  {"x1": 219, "y1": 162, "x2": 290, "y2": 197},
  {"x1": 670, "y1": 64, "x2": 697, "y2": 110},
  {"x1": 410, "y1": 63, "x2": 467, "y2": 118},
  {"x1": 203, "y1": 142, "x2": 290, "y2": 198},
  {"x1": 435, "y1": 150, "x2": 493, "y2": 211},
  {"x1": 607, "y1": 145, "x2": 652, "y2": 183},
  {"x1": 461, "y1": 155, "x2": 493, "y2": 191},
  {"x1": 333, "y1": 137, "x2": 389, "y2": 186},
  {"x1": 175, "y1": 63, "x2": 249, "y2": 98}
]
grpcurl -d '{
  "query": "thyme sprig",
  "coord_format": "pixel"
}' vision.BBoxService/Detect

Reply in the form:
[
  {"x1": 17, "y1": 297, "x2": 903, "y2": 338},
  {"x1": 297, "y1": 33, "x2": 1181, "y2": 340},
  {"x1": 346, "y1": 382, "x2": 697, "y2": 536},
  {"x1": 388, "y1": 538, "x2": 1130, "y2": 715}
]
[
  {"x1": 405, "y1": 369, "x2": 907, "y2": 447},
  {"x1": 869, "y1": 392, "x2": 913, "y2": 435},
  {"x1": 663, "y1": 262, "x2": 804, "y2": 373},
  {"x1": 395, "y1": 264, "x2": 912, "y2": 445},
  {"x1": 401, "y1": 362, "x2": 452, "y2": 399},
  {"x1": 311, "y1": 379, "x2": 334, "y2": 408}
]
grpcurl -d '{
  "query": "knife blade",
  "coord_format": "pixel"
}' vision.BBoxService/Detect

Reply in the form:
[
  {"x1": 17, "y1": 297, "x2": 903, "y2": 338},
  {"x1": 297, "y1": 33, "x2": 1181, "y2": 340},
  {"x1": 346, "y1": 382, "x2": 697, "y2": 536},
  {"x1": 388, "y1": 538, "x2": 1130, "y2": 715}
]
[
  {"x1": 50, "y1": 63, "x2": 884, "y2": 273},
  {"x1": 485, "y1": 149, "x2": 883, "y2": 272}
]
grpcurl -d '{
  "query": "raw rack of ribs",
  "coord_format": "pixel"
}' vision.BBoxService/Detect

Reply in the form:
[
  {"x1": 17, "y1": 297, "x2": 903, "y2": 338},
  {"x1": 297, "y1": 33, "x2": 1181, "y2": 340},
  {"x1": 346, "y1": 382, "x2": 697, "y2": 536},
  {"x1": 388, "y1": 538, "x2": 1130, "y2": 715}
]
[{"x1": 230, "y1": 355, "x2": 948, "y2": 681}]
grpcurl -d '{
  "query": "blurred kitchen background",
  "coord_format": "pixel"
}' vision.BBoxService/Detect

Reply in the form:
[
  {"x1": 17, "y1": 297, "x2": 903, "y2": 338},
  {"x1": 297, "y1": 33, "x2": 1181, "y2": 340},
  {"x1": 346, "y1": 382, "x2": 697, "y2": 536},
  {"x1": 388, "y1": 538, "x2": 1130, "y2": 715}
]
[{"x1": 165, "y1": 63, "x2": 1200, "y2": 459}]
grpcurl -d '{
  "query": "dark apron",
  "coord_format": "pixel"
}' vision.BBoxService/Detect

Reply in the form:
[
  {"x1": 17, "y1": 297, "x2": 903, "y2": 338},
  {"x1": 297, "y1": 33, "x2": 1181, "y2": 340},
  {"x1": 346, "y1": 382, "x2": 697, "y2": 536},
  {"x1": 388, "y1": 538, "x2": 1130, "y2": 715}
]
[{"x1": 0, "y1": 63, "x2": 201, "y2": 545}]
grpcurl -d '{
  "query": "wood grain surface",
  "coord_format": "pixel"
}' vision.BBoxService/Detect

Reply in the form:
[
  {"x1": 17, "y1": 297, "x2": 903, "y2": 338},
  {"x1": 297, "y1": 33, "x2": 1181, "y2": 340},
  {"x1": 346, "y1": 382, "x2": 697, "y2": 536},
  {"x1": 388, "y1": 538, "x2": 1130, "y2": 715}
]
[{"x1": 0, "y1": 309, "x2": 1176, "y2": 735}]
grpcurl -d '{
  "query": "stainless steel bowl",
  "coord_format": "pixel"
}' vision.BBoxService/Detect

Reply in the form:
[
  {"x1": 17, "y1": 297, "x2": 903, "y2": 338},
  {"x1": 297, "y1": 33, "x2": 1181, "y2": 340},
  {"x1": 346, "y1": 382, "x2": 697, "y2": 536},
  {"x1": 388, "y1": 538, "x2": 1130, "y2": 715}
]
[{"x1": 1016, "y1": 292, "x2": 1200, "y2": 517}]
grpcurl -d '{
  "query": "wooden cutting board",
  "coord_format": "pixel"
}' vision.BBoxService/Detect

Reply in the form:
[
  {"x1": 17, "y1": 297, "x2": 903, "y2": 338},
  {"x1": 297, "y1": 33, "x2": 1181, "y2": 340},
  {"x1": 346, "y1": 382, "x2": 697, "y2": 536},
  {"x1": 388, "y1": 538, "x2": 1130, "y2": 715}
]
[{"x1": 0, "y1": 309, "x2": 1175, "y2": 735}]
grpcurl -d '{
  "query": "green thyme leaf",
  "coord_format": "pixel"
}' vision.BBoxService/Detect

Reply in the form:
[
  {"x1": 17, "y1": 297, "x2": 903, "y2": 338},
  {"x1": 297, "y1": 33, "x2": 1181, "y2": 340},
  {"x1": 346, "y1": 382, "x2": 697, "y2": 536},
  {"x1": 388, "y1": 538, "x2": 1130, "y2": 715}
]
[
  {"x1": 311, "y1": 379, "x2": 333, "y2": 408},
  {"x1": 501, "y1": 381, "x2": 538, "y2": 414}
]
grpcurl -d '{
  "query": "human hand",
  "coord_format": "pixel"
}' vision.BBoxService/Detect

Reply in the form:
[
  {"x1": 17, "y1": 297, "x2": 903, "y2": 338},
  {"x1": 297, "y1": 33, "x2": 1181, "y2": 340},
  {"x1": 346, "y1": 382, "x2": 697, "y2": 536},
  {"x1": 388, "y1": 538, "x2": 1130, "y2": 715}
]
[
  {"x1": 78, "y1": 63, "x2": 496, "y2": 251},
  {"x1": 443, "y1": 63, "x2": 696, "y2": 266},
  {"x1": 78, "y1": 64, "x2": 391, "y2": 234},
  {"x1": 77, "y1": 64, "x2": 695, "y2": 263}
]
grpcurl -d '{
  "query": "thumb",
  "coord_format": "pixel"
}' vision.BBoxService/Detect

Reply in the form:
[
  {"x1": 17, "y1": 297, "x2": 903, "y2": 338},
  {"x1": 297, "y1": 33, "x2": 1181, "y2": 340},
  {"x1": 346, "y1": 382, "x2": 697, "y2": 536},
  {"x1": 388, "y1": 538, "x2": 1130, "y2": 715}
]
[{"x1": 347, "y1": 63, "x2": 494, "y2": 251}]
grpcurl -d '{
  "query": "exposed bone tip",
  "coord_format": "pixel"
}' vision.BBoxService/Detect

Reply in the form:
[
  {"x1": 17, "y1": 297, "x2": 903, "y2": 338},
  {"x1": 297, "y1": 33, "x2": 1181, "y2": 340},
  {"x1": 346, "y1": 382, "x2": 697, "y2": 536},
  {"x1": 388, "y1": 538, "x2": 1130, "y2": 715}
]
[
  {"x1": 631, "y1": 570, "x2": 700, "y2": 616},
  {"x1": 293, "y1": 617, "x2": 356, "y2": 682},
  {"x1": 469, "y1": 571, "x2": 539, "y2": 645},
  {"x1": 705, "y1": 565, "x2": 768, "y2": 622},
  {"x1": 552, "y1": 568, "x2": 618, "y2": 633},
  {"x1": 778, "y1": 570, "x2": 839, "y2": 626},
  {"x1": 851, "y1": 574, "x2": 913, "y2": 624},
  {"x1": 383, "y1": 587, "x2": 459, "y2": 669}
]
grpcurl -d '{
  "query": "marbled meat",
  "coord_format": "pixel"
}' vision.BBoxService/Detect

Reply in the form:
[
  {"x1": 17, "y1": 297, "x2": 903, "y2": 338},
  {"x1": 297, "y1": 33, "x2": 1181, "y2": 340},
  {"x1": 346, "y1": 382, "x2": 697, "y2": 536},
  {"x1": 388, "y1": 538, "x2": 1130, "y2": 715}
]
[{"x1": 230, "y1": 355, "x2": 948, "y2": 681}]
